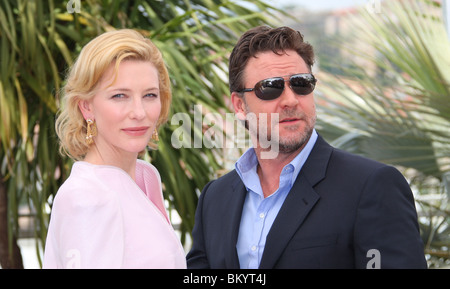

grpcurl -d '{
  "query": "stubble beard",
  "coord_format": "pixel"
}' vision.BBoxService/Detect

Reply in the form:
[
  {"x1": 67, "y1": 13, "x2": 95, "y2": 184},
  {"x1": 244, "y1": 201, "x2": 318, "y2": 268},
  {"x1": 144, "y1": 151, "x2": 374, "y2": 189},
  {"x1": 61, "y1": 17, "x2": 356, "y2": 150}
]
[
  {"x1": 244, "y1": 103, "x2": 316, "y2": 156},
  {"x1": 276, "y1": 111, "x2": 316, "y2": 154}
]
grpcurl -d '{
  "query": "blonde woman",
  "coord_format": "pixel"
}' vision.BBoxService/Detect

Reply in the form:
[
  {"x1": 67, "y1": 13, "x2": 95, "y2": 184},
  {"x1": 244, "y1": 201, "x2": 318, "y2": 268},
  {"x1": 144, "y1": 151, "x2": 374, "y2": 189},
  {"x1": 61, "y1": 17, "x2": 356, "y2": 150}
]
[{"x1": 43, "y1": 29, "x2": 186, "y2": 269}]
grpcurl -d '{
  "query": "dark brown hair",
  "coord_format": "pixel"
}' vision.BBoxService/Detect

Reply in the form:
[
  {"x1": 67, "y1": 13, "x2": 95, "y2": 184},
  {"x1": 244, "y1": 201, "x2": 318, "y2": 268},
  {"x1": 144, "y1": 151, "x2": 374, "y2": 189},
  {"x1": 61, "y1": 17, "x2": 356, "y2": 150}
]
[{"x1": 229, "y1": 26, "x2": 315, "y2": 93}]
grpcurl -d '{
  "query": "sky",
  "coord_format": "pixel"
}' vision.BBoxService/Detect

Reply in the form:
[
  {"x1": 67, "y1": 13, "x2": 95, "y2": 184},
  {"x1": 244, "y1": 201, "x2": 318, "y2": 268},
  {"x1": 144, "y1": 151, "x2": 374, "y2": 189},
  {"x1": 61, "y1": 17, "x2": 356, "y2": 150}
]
[{"x1": 273, "y1": 0, "x2": 373, "y2": 11}]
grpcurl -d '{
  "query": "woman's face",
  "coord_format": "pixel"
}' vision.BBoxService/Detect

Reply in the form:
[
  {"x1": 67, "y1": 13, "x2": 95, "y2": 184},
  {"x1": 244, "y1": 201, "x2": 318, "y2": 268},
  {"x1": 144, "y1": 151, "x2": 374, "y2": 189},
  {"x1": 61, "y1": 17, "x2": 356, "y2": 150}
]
[{"x1": 79, "y1": 60, "x2": 161, "y2": 159}]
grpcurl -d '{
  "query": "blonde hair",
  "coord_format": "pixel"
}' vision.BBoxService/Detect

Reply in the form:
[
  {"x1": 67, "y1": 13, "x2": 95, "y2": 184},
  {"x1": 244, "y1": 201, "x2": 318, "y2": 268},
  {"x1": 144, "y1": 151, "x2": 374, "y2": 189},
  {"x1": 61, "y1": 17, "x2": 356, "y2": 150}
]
[{"x1": 55, "y1": 29, "x2": 171, "y2": 160}]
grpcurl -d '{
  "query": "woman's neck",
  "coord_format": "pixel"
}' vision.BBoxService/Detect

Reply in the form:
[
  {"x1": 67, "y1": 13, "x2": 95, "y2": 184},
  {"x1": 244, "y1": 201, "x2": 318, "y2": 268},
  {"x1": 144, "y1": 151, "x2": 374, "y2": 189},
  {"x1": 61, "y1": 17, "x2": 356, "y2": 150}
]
[{"x1": 84, "y1": 145, "x2": 138, "y2": 180}]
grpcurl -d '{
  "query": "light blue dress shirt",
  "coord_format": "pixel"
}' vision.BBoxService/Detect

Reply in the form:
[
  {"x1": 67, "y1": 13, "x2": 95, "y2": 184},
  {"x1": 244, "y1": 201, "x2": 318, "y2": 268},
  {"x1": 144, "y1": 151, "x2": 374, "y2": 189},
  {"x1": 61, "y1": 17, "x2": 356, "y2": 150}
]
[{"x1": 235, "y1": 129, "x2": 318, "y2": 269}]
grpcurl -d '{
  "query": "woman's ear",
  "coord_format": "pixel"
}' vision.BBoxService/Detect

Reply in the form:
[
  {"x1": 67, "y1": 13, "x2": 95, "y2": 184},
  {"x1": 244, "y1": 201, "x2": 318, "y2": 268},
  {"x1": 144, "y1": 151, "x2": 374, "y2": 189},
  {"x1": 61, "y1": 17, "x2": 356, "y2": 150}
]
[{"x1": 78, "y1": 99, "x2": 93, "y2": 120}]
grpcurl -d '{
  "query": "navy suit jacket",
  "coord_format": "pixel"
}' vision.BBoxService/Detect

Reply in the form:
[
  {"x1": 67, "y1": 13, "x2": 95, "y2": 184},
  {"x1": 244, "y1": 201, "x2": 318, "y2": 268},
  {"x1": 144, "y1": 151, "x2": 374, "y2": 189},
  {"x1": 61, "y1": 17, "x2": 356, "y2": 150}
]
[{"x1": 186, "y1": 135, "x2": 427, "y2": 269}]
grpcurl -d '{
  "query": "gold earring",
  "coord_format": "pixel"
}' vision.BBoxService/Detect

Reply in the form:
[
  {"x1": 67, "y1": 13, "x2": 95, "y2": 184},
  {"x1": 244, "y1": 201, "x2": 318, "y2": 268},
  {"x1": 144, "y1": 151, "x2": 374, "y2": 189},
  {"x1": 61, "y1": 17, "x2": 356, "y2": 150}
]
[
  {"x1": 86, "y1": 119, "x2": 97, "y2": 145},
  {"x1": 151, "y1": 129, "x2": 159, "y2": 142}
]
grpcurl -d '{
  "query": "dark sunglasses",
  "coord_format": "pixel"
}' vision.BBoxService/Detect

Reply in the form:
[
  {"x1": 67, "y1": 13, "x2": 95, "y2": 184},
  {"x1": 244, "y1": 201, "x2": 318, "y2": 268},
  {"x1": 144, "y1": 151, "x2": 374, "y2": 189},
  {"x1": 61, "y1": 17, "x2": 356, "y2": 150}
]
[{"x1": 237, "y1": 73, "x2": 317, "y2": 101}]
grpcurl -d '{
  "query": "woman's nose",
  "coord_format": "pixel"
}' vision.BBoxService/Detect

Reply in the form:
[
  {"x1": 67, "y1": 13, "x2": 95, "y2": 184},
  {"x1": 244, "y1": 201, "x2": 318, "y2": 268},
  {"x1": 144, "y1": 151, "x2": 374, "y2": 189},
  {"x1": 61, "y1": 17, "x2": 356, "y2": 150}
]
[{"x1": 130, "y1": 98, "x2": 146, "y2": 119}]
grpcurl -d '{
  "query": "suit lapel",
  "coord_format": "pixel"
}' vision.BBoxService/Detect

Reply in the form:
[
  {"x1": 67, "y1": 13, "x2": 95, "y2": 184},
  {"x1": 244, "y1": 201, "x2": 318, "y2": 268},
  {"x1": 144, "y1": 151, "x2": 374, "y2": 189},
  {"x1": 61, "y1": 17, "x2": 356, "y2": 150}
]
[
  {"x1": 259, "y1": 135, "x2": 333, "y2": 269},
  {"x1": 224, "y1": 174, "x2": 247, "y2": 268},
  {"x1": 259, "y1": 175, "x2": 320, "y2": 269}
]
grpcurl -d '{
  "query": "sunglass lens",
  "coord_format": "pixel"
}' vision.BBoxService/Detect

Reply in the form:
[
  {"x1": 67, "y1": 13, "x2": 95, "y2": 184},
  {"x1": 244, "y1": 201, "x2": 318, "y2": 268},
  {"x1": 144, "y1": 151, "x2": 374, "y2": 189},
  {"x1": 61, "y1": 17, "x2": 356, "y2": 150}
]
[
  {"x1": 290, "y1": 74, "x2": 316, "y2": 95},
  {"x1": 255, "y1": 78, "x2": 284, "y2": 100}
]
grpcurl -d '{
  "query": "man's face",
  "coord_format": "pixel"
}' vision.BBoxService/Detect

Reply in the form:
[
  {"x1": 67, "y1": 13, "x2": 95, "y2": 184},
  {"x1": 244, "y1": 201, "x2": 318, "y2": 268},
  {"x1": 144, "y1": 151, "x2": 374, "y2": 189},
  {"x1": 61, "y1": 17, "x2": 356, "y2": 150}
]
[{"x1": 232, "y1": 50, "x2": 316, "y2": 155}]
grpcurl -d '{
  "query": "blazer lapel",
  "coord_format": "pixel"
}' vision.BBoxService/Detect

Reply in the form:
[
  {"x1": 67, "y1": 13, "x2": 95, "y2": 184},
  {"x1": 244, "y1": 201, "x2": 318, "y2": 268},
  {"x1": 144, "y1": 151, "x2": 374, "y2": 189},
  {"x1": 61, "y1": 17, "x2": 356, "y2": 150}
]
[
  {"x1": 259, "y1": 135, "x2": 333, "y2": 269},
  {"x1": 259, "y1": 175, "x2": 320, "y2": 269},
  {"x1": 224, "y1": 174, "x2": 247, "y2": 268}
]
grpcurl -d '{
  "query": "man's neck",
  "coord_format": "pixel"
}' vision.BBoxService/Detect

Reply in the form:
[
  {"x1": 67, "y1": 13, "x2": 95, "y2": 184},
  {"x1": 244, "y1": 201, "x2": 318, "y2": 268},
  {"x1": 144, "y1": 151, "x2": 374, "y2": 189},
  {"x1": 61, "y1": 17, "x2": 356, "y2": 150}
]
[{"x1": 255, "y1": 145, "x2": 303, "y2": 198}]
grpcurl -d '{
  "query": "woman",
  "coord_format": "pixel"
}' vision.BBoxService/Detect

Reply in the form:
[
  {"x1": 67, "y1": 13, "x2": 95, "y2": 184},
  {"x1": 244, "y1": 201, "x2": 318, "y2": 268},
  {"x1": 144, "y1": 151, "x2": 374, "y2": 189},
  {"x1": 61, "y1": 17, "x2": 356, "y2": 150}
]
[{"x1": 43, "y1": 29, "x2": 186, "y2": 268}]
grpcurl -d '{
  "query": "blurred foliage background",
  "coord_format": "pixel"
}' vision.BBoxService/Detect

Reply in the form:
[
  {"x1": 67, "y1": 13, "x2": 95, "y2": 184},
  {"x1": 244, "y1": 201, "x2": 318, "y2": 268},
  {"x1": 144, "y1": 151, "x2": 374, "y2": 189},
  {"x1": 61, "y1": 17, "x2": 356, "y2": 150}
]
[{"x1": 0, "y1": 0, "x2": 448, "y2": 268}]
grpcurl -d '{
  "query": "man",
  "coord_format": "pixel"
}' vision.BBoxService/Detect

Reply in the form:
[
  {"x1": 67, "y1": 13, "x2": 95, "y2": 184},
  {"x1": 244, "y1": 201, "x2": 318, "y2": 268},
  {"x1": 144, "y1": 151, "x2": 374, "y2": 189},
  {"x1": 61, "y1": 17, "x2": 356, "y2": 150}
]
[{"x1": 186, "y1": 26, "x2": 427, "y2": 269}]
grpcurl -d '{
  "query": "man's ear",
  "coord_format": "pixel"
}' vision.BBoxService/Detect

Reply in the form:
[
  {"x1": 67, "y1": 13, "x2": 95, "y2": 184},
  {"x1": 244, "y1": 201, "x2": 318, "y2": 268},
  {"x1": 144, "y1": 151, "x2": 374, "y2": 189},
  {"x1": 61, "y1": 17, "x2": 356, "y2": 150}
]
[
  {"x1": 231, "y1": 92, "x2": 250, "y2": 130},
  {"x1": 78, "y1": 99, "x2": 93, "y2": 120},
  {"x1": 231, "y1": 92, "x2": 246, "y2": 119}
]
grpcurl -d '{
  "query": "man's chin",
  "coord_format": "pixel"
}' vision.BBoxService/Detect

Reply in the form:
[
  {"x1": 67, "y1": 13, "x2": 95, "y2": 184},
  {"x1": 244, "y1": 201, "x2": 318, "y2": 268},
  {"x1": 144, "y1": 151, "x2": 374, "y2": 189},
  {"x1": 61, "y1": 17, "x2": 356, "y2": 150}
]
[{"x1": 278, "y1": 130, "x2": 313, "y2": 154}]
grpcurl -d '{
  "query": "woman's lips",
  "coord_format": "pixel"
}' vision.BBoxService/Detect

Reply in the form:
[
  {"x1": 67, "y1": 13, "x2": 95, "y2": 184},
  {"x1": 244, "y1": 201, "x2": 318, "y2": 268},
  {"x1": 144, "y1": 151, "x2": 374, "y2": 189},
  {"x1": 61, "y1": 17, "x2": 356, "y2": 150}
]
[{"x1": 122, "y1": 127, "x2": 149, "y2": 136}]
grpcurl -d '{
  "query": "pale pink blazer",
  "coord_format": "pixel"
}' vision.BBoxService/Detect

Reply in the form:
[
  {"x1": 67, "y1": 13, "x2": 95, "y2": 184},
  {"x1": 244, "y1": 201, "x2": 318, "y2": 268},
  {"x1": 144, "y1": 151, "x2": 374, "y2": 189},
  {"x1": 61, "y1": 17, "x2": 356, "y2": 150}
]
[{"x1": 43, "y1": 160, "x2": 186, "y2": 269}]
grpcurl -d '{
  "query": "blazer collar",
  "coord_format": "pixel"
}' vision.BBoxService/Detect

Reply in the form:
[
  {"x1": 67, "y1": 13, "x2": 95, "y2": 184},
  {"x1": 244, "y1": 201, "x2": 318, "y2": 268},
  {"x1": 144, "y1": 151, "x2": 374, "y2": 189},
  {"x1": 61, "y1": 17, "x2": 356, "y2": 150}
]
[
  {"x1": 225, "y1": 174, "x2": 248, "y2": 268},
  {"x1": 300, "y1": 135, "x2": 333, "y2": 187},
  {"x1": 259, "y1": 135, "x2": 333, "y2": 268}
]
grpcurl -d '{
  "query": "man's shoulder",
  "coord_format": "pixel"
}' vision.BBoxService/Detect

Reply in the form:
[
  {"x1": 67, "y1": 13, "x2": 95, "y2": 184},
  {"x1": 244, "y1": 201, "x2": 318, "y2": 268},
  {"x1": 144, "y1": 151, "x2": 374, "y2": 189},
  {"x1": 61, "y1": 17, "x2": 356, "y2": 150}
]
[
  {"x1": 307, "y1": 135, "x2": 388, "y2": 179},
  {"x1": 329, "y1": 146, "x2": 387, "y2": 171},
  {"x1": 199, "y1": 169, "x2": 245, "y2": 211},
  {"x1": 206, "y1": 169, "x2": 241, "y2": 190}
]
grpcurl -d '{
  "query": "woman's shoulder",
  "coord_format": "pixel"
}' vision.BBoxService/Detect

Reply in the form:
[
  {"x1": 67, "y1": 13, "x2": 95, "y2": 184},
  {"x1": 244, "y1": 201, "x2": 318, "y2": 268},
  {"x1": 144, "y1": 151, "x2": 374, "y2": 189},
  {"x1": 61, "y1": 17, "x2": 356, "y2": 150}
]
[
  {"x1": 136, "y1": 159, "x2": 162, "y2": 186},
  {"x1": 136, "y1": 159, "x2": 160, "y2": 177},
  {"x1": 53, "y1": 162, "x2": 119, "y2": 209}
]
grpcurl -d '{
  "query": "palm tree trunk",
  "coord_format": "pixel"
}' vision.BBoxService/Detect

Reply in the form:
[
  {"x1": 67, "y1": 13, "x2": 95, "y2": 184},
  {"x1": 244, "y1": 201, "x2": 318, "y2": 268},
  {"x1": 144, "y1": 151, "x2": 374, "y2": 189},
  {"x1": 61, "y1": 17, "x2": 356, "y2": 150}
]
[{"x1": 0, "y1": 173, "x2": 24, "y2": 269}]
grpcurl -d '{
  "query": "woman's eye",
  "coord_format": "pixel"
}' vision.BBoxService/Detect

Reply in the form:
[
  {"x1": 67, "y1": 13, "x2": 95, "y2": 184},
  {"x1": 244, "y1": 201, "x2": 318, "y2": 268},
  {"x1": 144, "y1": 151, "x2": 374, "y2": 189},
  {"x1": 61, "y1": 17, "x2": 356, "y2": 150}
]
[{"x1": 110, "y1": 93, "x2": 158, "y2": 99}]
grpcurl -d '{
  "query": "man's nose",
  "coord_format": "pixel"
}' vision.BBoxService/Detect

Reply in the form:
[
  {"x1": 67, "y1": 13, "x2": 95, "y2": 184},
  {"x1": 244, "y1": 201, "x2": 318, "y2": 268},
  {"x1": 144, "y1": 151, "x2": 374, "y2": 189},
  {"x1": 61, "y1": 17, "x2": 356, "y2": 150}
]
[{"x1": 278, "y1": 84, "x2": 299, "y2": 108}]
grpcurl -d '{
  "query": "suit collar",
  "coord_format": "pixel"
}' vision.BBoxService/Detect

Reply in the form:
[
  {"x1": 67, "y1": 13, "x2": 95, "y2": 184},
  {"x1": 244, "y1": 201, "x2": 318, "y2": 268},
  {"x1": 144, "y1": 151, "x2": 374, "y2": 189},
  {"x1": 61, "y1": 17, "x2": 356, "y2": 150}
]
[
  {"x1": 224, "y1": 174, "x2": 247, "y2": 268},
  {"x1": 259, "y1": 135, "x2": 333, "y2": 268},
  {"x1": 300, "y1": 135, "x2": 333, "y2": 187}
]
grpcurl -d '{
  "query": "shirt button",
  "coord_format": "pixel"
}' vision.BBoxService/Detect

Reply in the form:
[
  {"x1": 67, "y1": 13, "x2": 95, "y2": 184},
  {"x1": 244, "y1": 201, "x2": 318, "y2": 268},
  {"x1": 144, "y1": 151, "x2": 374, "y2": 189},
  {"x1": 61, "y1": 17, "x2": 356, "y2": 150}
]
[
  {"x1": 251, "y1": 246, "x2": 257, "y2": 251},
  {"x1": 259, "y1": 213, "x2": 265, "y2": 219}
]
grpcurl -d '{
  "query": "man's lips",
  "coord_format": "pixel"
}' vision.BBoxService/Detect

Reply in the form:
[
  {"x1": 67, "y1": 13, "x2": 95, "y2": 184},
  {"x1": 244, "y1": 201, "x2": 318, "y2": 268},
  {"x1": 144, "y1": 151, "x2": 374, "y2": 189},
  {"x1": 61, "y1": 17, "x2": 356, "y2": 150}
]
[
  {"x1": 280, "y1": 118, "x2": 301, "y2": 123},
  {"x1": 122, "y1": 126, "x2": 149, "y2": 136}
]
